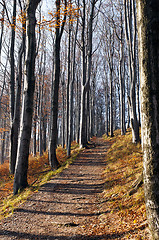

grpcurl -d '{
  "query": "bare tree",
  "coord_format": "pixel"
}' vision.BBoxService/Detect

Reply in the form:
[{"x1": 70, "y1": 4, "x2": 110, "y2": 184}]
[
  {"x1": 13, "y1": 0, "x2": 41, "y2": 195},
  {"x1": 124, "y1": 0, "x2": 139, "y2": 143},
  {"x1": 10, "y1": 1, "x2": 26, "y2": 174},
  {"x1": 48, "y1": 0, "x2": 67, "y2": 169}
]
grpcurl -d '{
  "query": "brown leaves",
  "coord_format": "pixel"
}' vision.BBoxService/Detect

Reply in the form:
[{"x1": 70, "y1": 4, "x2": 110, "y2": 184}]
[{"x1": 100, "y1": 129, "x2": 149, "y2": 239}]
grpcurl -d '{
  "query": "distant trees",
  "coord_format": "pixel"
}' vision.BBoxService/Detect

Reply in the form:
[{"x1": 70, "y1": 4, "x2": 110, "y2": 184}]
[
  {"x1": 0, "y1": 0, "x2": 147, "y2": 195},
  {"x1": 137, "y1": 1, "x2": 159, "y2": 239},
  {"x1": 0, "y1": 1, "x2": 159, "y2": 238},
  {"x1": 0, "y1": 0, "x2": 142, "y2": 178}
]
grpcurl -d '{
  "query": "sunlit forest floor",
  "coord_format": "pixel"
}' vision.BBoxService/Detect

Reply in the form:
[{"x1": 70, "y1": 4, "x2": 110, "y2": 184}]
[
  {"x1": 0, "y1": 130, "x2": 151, "y2": 239},
  {"x1": 98, "y1": 129, "x2": 150, "y2": 239}
]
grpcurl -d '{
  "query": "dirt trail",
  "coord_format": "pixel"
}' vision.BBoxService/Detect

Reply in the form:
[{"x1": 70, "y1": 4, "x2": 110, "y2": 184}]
[{"x1": 0, "y1": 138, "x2": 111, "y2": 240}]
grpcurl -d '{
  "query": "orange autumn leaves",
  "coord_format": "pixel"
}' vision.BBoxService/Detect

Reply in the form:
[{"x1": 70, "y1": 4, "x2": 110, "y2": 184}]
[
  {"x1": 39, "y1": 3, "x2": 79, "y2": 30},
  {"x1": 0, "y1": 2, "x2": 79, "y2": 33},
  {"x1": 101, "y1": 129, "x2": 147, "y2": 239}
]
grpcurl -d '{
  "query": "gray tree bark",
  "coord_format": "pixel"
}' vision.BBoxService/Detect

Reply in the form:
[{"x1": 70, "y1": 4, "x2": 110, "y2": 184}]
[
  {"x1": 9, "y1": 10, "x2": 26, "y2": 174},
  {"x1": 79, "y1": 0, "x2": 96, "y2": 147},
  {"x1": 79, "y1": 0, "x2": 87, "y2": 148},
  {"x1": 48, "y1": 0, "x2": 66, "y2": 169},
  {"x1": 124, "y1": 0, "x2": 139, "y2": 143},
  {"x1": 61, "y1": 72, "x2": 65, "y2": 148},
  {"x1": 10, "y1": 0, "x2": 16, "y2": 121},
  {"x1": 137, "y1": 1, "x2": 159, "y2": 239},
  {"x1": 66, "y1": 20, "x2": 72, "y2": 155},
  {"x1": 67, "y1": 13, "x2": 79, "y2": 156},
  {"x1": 13, "y1": 0, "x2": 41, "y2": 195}
]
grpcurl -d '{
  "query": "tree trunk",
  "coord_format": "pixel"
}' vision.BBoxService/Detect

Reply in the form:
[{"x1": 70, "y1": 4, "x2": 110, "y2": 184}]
[
  {"x1": 9, "y1": 28, "x2": 25, "y2": 174},
  {"x1": 67, "y1": 9, "x2": 79, "y2": 156},
  {"x1": 75, "y1": 73, "x2": 80, "y2": 143},
  {"x1": 1, "y1": 119, "x2": 6, "y2": 164},
  {"x1": 119, "y1": 30, "x2": 126, "y2": 135},
  {"x1": 48, "y1": 24, "x2": 61, "y2": 168},
  {"x1": 48, "y1": 0, "x2": 66, "y2": 168},
  {"x1": 10, "y1": 0, "x2": 16, "y2": 121},
  {"x1": 124, "y1": 0, "x2": 139, "y2": 143},
  {"x1": 66, "y1": 21, "x2": 71, "y2": 153},
  {"x1": 137, "y1": 1, "x2": 159, "y2": 239},
  {"x1": 0, "y1": 4, "x2": 4, "y2": 60},
  {"x1": 9, "y1": 0, "x2": 16, "y2": 172},
  {"x1": 90, "y1": 68, "x2": 96, "y2": 137},
  {"x1": 61, "y1": 73, "x2": 65, "y2": 148},
  {"x1": 79, "y1": 0, "x2": 87, "y2": 148},
  {"x1": 110, "y1": 69, "x2": 114, "y2": 137},
  {"x1": 13, "y1": 0, "x2": 41, "y2": 195}
]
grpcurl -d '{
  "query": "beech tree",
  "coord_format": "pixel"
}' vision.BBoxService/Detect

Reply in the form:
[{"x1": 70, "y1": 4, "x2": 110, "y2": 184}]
[
  {"x1": 79, "y1": 0, "x2": 98, "y2": 147},
  {"x1": 13, "y1": 0, "x2": 41, "y2": 195},
  {"x1": 10, "y1": 1, "x2": 26, "y2": 174},
  {"x1": 67, "y1": 4, "x2": 79, "y2": 156},
  {"x1": 124, "y1": 0, "x2": 139, "y2": 143},
  {"x1": 48, "y1": 0, "x2": 67, "y2": 169},
  {"x1": 137, "y1": 1, "x2": 159, "y2": 239}
]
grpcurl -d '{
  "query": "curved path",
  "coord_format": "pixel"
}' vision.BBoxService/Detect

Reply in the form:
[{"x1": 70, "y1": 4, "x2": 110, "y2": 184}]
[{"x1": 0, "y1": 138, "x2": 110, "y2": 240}]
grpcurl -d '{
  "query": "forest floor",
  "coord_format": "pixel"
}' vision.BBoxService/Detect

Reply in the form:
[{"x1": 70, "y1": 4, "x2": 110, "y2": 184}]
[{"x1": 0, "y1": 135, "x2": 151, "y2": 239}]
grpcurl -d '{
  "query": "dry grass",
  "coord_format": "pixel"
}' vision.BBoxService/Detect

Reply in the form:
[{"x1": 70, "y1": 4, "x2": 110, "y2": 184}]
[{"x1": 101, "y1": 129, "x2": 150, "y2": 239}]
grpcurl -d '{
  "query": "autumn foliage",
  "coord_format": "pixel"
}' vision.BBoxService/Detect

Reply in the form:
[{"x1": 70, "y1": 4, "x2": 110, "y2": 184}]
[{"x1": 99, "y1": 129, "x2": 149, "y2": 239}]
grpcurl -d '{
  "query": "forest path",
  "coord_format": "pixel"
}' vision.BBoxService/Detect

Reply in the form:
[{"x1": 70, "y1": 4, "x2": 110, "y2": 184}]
[{"x1": 0, "y1": 138, "x2": 114, "y2": 240}]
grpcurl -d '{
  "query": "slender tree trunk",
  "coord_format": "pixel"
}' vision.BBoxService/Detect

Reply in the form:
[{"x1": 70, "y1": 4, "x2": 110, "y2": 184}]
[
  {"x1": 0, "y1": 4, "x2": 4, "y2": 60},
  {"x1": 13, "y1": 0, "x2": 41, "y2": 195},
  {"x1": 124, "y1": 0, "x2": 139, "y2": 143},
  {"x1": 67, "y1": 16, "x2": 78, "y2": 156},
  {"x1": 79, "y1": 0, "x2": 87, "y2": 148},
  {"x1": 39, "y1": 48, "x2": 46, "y2": 156},
  {"x1": 10, "y1": 30, "x2": 25, "y2": 174},
  {"x1": 104, "y1": 79, "x2": 109, "y2": 136},
  {"x1": 90, "y1": 65, "x2": 96, "y2": 137},
  {"x1": 119, "y1": 27, "x2": 126, "y2": 135},
  {"x1": 1, "y1": 119, "x2": 6, "y2": 164},
  {"x1": 33, "y1": 116, "x2": 37, "y2": 156},
  {"x1": 80, "y1": 0, "x2": 96, "y2": 147},
  {"x1": 0, "y1": 50, "x2": 9, "y2": 118},
  {"x1": 48, "y1": 25, "x2": 61, "y2": 168},
  {"x1": 86, "y1": 0, "x2": 96, "y2": 141},
  {"x1": 137, "y1": 1, "x2": 159, "y2": 239},
  {"x1": 10, "y1": 0, "x2": 16, "y2": 121},
  {"x1": 48, "y1": 0, "x2": 66, "y2": 168},
  {"x1": 66, "y1": 21, "x2": 72, "y2": 155},
  {"x1": 9, "y1": 0, "x2": 16, "y2": 172},
  {"x1": 61, "y1": 73, "x2": 65, "y2": 148},
  {"x1": 75, "y1": 73, "x2": 80, "y2": 143},
  {"x1": 110, "y1": 69, "x2": 114, "y2": 137}
]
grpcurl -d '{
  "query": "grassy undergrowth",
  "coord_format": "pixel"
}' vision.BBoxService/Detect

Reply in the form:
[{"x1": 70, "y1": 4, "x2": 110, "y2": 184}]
[
  {"x1": 102, "y1": 128, "x2": 149, "y2": 239},
  {"x1": 0, "y1": 141, "x2": 82, "y2": 220}
]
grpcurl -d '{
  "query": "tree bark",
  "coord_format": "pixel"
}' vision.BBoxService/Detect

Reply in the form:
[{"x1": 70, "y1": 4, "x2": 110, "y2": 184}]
[
  {"x1": 9, "y1": 17, "x2": 26, "y2": 174},
  {"x1": 48, "y1": 0, "x2": 66, "y2": 168},
  {"x1": 124, "y1": 0, "x2": 139, "y2": 143},
  {"x1": 79, "y1": 0, "x2": 87, "y2": 148},
  {"x1": 13, "y1": 0, "x2": 41, "y2": 195},
  {"x1": 10, "y1": 0, "x2": 16, "y2": 121},
  {"x1": 67, "y1": 14, "x2": 78, "y2": 156},
  {"x1": 137, "y1": 1, "x2": 159, "y2": 239},
  {"x1": 66, "y1": 21, "x2": 71, "y2": 155}
]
